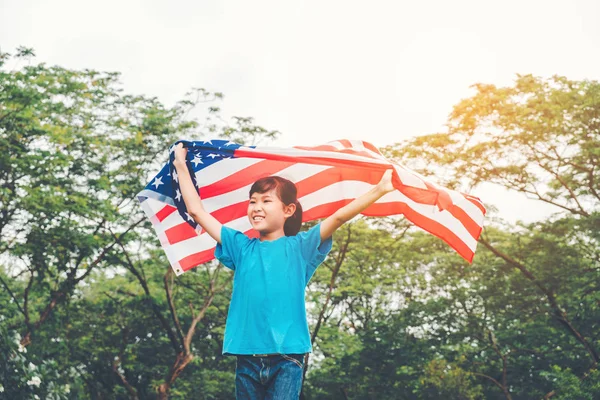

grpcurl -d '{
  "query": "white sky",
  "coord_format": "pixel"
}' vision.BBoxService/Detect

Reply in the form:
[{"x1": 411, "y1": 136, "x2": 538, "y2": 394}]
[{"x1": 2, "y1": 0, "x2": 599, "y2": 224}]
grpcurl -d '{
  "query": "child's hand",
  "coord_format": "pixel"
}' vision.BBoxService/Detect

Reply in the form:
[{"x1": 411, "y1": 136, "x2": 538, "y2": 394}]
[
  {"x1": 376, "y1": 169, "x2": 394, "y2": 194},
  {"x1": 174, "y1": 143, "x2": 187, "y2": 165}
]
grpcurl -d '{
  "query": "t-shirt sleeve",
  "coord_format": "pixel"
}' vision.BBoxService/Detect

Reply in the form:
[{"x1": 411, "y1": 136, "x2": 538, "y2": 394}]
[
  {"x1": 214, "y1": 225, "x2": 250, "y2": 271},
  {"x1": 296, "y1": 222, "x2": 333, "y2": 284}
]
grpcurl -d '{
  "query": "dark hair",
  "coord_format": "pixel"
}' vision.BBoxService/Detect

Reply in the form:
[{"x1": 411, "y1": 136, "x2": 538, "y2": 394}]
[{"x1": 249, "y1": 176, "x2": 303, "y2": 236}]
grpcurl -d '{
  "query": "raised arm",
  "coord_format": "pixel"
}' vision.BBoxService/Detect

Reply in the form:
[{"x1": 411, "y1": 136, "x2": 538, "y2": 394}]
[
  {"x1": 173, "y1": 142, "x2": 223, "y2": 244},
  {"x1": 319, "y1": 169, "x2": 394, "y2": 242}
]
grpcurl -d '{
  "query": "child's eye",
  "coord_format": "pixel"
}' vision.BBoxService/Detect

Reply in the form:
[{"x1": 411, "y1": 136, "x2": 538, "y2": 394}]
[{"x1": 264, "y1": 200, "x2": 271, "y2": 203}]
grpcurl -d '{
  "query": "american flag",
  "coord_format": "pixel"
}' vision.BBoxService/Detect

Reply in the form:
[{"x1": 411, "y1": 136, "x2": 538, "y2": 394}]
[{"x1": 137, "y1": 139, "x2": 486, "y2": 276}]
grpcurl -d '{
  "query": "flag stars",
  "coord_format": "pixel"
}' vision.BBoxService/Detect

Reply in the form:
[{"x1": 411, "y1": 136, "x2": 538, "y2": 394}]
[
  {"x1": 184, "y1": 212, "x2": 195, "y2": 222},
  {"x1": 202, "y1": 140, "x2": 213, "y2": 144},
  {"x1": 224, "y1": 141, "x2": 236, "y2": 146},
  {"x1": 175, "y1": 189, "x2": 182, "y2": 202},
  {"x1": 192, "y1": 156, "x2": 203, "y2": 167},
  {"x1": 152, "y1": 176, "x2": 164, "y2": 189},
  {"x1": 207, "y1": 153, "x2": 219, "y2": 159},
  {"x1": 173, "y1": 170, "x2": 179, "y2": 183}
]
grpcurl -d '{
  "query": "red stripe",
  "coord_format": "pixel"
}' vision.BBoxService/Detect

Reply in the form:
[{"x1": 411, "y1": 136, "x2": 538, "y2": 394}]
[
  {"x1": 337, "y1": 148, "x2": 382, "y2": 159},
  {"x1": 362, "y1": 141, "x2": 381, "y2": 154},
  {"x1": 339, "y1": 139, "x2": 352, "y2": 148},
  {"x1": 302, "y1": 199, "x2": 352, "y2": 220},
  {"x1": 369, "y1": 202, "x2": 475, "y2": 263},
  {"x1": 156, "y1": 204, "x2": 176, "y2": 222},
  {"x1": 293, "y1": 144, "x2": 382, "y2": 161},
  {"x1": 210, "y1": 200, "x2": 249, "y2": 223},
  {"x1": 463, "y1": 194, "x2": 487, "y2": 215},
  {"x1": 179, "y1": 229, "x2": 260, "y2": 273},
  {"x1": 200, "y1": 159, "x2": 295, "y2": 199},
  {"x1": 293, "y1": 145, "x2": 341, "y2": 152},
  {"x1": 179, "y1": 247, "x2": 215, "y2": 272},
  {"x1": 396, "y1": 185, "x2": 439, "y2": 206},
  {"x1": 164, "y1": 216, "x2": 199, "y2": 245},
  {"x1": 233, "y1": 148, "x2": 386, "y2": 171},
  {"x1": 447, "y1": 204, "x2": 481, "y2": 240},
  {"x1": 295, "y1": 166, "x2": 381, "y2": 197}
]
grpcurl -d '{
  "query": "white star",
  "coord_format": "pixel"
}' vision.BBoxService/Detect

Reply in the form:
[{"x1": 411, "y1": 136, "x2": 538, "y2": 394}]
[
  {"x1": 207, "y1": 153, "x2": 219, "y2": 159},
  {"x1": 175, "y1": 189, "x2": 182, "y2": 202},
  {"x1": 224, "y1": 141, "x2": 236, "y2": 146},
  {"x1": 172, "y1": 170, "x2": 179, "y2": 183},
  {"x1": 152, "y1": 176, "x2": 164, "y2": 189},
  {"x1": 192, "y1": 156, "x2": 203, "y2": 167},
  {"x1": 184, "y1": 212, "x2": 195, "y2": 222},
  {"x1": 202, "y1": 139, "x2": 213, "y2": 144}
]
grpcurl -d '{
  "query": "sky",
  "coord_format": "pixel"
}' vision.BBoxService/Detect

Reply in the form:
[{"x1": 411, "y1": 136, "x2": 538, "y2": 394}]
[{"x1": 2, "y1": 0, "x2": 599, "y2": 224}]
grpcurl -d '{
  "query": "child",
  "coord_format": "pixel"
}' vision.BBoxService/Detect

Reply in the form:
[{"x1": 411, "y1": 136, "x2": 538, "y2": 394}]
[{"x1": 173, "y1": 142, "x2": 394, "y2": 399}]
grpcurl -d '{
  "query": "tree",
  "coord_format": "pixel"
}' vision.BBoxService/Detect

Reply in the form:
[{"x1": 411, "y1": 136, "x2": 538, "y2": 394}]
[
  {"x1": 383, "y1": 74, "x2": 600, "y2": 397},
  {"x1": 0, "y1": 46, "x2": 278, "y2": 399}
]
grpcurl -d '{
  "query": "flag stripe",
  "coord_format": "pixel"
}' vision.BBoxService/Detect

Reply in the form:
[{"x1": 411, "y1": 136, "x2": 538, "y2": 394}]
[
  {"x1": 194, "y1": 157, "x2": 262, "y2": 188},
  {"x1": 202, "y1": 163, "x2": 332, "y2": 211},
  {"x1": 199, "y1": 159, "x2": 295, "y2": 198}
]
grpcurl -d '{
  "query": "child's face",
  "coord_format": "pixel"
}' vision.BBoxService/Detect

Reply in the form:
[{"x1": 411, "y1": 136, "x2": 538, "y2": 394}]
[{"x1": 247, "y1": 189, "x2": 295, "y2": 234}]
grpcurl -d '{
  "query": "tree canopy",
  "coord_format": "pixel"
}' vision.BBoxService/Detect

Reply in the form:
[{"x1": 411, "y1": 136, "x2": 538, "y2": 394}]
[{"x1": 1, "y1": 49, "x2": 598, "y2": 399}]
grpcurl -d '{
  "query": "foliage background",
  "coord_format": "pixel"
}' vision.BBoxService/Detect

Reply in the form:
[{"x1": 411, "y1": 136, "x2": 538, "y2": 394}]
[{"x1": 1, "y1": 48, "x2": 598, "y2": 399}]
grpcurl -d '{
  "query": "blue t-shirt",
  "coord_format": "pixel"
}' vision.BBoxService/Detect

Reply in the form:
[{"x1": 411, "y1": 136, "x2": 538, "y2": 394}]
[{"x1": 214, "y1": 222, "x2": 333, "y2": 356}]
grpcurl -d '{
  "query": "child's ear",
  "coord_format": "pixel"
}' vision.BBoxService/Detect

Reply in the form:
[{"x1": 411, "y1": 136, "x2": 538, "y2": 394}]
[{"x1": 284, "y1": 202, "x2": 296, "y2": 218}]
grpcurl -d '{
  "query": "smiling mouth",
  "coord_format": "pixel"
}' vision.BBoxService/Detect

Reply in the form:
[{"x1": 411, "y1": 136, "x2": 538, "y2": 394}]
[{"x1": 252, "y1": 216, "x2": 265, "y2": 222}]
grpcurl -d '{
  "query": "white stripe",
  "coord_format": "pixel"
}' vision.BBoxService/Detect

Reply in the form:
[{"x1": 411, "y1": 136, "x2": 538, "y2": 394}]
[
  {"x1": 273, "y1": 163, "x2": 333, "y2": 183},
  {"x1": 194, "y1": 157, "x2": 263, "y2": 187},
  {"x1": 202, "y1": 184, "x2": 251, "y2": 213},
  {"x1": 350, "y1": 140, "x2": 388, "y2": 161},
  {"x1": 393, "y1": 165, "x2": 428, "y2": 189},
  {"x1": 326, "y1": 141, "x2": 346, "y2": 150},
  {"x1": 382, "y1": 190, "x2": 478, "y2": 251},
  {"x1": 348, "y1": 140, "x2": 387, "y2": 161},
  {"x1": 350, "y1": 140, "x2": 366, "y2": 151},
  {"x1": 201, "y1": 163, "x2": 333, "y2": 212},
  {"x1": 162, "y1": 215, "x2": 254, "y2": 276},
  {"x1": 168, "y1": 214, "x2": 254, "y2": 261},
  {"x1": 446, "y1": 189, "x2": 485, "y2": 228},
  {"x1": 237, "y1": 146, "x2": 390, "y2": 166}
]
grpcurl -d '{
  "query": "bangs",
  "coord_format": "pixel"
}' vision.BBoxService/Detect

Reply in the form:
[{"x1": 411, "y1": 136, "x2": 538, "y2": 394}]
[{"x1": 250, "y1": 177, "x2": 281, "y2": 198}]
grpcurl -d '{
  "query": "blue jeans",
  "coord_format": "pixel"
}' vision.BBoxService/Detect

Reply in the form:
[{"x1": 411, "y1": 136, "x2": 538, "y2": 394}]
[{"x1": 235, "y1": 353, "x2": 305, "y2": 399}]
